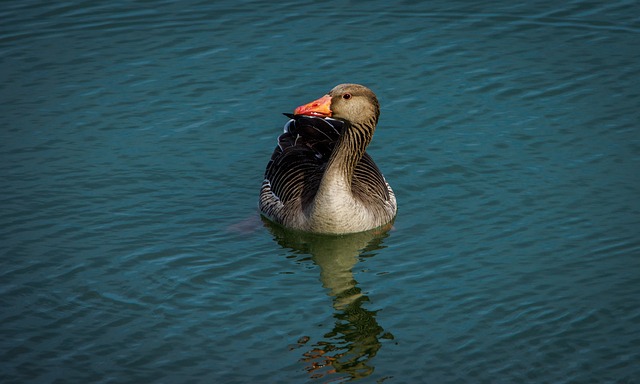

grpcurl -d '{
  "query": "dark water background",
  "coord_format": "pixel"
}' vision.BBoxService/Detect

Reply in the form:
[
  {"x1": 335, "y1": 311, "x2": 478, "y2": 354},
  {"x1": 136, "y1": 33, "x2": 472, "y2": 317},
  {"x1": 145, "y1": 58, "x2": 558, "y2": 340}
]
[{"x1": 2, "y1": 1, "x2": 639, "y2": 383}]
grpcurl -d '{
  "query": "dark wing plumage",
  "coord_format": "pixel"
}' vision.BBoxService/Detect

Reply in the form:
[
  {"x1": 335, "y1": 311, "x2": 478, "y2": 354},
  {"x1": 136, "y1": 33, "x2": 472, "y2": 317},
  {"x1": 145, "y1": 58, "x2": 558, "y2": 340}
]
[
  {"x1": 352, "y1": 152, "x2": 391, "y2": 202},
  {"x1": 262, "y1": 115, "x2": 343, "y2": 209}
]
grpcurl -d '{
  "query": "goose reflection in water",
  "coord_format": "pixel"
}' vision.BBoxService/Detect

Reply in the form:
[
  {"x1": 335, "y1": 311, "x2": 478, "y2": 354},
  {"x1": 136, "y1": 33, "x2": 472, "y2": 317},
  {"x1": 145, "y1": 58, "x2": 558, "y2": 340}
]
[{"x1": 263, "y1": 219, "x2": 394, "y2": 382}]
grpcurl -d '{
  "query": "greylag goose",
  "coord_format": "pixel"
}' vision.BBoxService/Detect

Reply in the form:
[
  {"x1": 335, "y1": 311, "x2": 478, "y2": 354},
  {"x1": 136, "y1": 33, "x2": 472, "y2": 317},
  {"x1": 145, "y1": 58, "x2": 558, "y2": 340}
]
[{"x1": 259, "y1": 83, "x2": 397, "y2": 234}]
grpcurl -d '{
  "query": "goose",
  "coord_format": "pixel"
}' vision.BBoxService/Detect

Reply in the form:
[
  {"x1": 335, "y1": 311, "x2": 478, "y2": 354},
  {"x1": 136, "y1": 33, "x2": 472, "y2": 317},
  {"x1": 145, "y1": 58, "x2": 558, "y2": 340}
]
[{"x1": 259, "y1": 83, "x2": 397, "y2": 234}]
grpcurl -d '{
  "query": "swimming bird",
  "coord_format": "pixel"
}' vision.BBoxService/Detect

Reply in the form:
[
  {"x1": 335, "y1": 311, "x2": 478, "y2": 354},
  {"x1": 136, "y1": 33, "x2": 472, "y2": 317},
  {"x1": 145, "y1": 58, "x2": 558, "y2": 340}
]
[{"x1": 259, "y1": 83, "x2": 397, "y2": 234}]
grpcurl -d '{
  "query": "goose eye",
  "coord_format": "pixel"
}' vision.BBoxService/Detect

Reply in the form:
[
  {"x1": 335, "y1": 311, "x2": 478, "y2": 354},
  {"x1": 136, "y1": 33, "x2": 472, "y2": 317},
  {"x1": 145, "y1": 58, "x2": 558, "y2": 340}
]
[{"x1": 342, "y1": 93, "x2": 352, "y2": 100}]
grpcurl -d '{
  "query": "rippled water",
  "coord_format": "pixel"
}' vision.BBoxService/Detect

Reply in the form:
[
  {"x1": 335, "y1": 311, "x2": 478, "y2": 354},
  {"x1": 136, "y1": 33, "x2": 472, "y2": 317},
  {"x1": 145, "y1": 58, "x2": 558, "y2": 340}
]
[{"x1": 2, "y1": 1, "x2": 639, "y2": 383}]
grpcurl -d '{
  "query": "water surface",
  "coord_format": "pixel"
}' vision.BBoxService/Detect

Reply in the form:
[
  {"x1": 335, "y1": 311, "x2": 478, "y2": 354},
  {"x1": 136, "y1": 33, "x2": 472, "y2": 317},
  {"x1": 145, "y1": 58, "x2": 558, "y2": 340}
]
[{"x1": 1, "y1": 1, "x2": 639, "y2": 382}]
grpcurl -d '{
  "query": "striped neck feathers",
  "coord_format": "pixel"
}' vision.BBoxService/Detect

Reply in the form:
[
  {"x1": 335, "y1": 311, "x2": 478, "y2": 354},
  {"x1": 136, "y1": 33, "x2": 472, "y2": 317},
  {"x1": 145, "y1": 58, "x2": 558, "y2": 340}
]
[{"x1": 322, "y1": 119, "x2": 375, "y2": 189}]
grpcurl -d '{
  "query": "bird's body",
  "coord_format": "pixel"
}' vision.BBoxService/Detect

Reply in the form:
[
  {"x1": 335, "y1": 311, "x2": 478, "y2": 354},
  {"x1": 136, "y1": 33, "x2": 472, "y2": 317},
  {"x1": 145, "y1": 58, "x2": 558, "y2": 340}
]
[{"x1": 259, "y1": 84, "x2": 396, "y2": 234}]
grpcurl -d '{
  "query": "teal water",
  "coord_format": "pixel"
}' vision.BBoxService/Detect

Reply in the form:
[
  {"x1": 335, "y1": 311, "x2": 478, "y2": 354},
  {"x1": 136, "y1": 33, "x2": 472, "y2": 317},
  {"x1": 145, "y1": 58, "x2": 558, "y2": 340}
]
[{"x1": 2, "y1": 1, "x2": 639, "y2": 383}]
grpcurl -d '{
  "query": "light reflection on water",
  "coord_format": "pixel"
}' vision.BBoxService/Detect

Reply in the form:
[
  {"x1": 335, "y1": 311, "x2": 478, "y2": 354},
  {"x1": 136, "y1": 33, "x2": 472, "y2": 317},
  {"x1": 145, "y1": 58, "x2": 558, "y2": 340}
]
[{"x1": 263, "y1": 219, "x2": 394, "y2": 382}]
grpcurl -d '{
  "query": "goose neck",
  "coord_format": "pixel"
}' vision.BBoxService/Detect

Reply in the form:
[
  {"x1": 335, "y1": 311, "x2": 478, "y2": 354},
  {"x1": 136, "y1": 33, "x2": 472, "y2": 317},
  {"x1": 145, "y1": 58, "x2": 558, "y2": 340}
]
[{"x1": 323, "y1": 121, "x2": 373, "y2": 187}]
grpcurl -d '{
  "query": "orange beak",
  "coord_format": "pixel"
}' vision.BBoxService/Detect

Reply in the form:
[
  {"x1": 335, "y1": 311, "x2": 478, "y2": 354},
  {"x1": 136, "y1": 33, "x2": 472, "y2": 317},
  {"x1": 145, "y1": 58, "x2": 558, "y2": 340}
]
[{"x1": 293, "y1": 94, "x2": 332, "y2": 117}]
